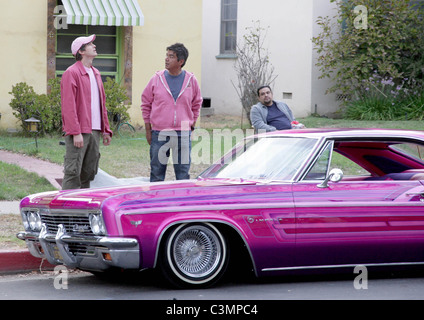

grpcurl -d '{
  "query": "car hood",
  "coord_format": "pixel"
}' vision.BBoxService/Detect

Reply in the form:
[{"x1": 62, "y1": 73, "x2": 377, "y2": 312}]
[{"x1": 20, "y1": 178, "x2": 285, "y2": 212}]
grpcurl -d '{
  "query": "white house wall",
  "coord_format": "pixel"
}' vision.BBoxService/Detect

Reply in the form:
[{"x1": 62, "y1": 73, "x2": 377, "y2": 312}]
[
  {"x1": 202, "y1": 0, "x2": 339, "y2": 118},
  {"x1": 311, "y1": 0, "x2": 339, "y2": 117}
]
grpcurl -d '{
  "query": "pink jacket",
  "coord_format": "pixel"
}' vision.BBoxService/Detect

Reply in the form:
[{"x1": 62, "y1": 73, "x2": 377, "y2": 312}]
[
  {"x1": 60, "y1": 61, "x2": 112, "y2": 137},
  {"x1": 141, "y1": 70, "x2": 203, "y2": 131}
]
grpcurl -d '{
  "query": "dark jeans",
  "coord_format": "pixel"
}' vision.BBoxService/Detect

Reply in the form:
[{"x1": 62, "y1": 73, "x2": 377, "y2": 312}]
[
  {"x1": 62, "y1": 131, "x2": 101, "y2": 190},
  {"x1": 150, "y1": 130, "x2": 191, "y2": 182}
]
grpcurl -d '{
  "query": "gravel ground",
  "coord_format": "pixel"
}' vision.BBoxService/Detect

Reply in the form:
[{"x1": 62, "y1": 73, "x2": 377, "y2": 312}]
[{"x1": 0, "y1": 214, "x2": 26, "y2": 251}]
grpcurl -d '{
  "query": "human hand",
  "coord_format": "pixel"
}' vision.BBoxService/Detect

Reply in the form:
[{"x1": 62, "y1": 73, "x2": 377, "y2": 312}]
[
  {"x1": 103, "y1": 133, "x2": 112, "y2": 146},
  {"x1": 73, "y1": 134, "x2": 84, "y2": 148},
  {"x1": 291, "y1": 121, "x2": 305, "y2": 129},
  {"x1": 145, "y1": 123, "x2": 152, "y2": 145}
]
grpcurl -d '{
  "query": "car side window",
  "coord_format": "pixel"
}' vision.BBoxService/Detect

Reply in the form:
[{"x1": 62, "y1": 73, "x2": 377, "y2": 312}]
[
  {"x1": 303, "y1": 140, "x2": 370, "y2": 181},
  {"x1": 329, "y1": 152, "x2": 369, "y2": 176},
  {"x1": 303, "y1": 141, "x2": 333, "y2": 180},
  {"x1": 390, "y1": 142, "x2": 424, "y2": 161}
]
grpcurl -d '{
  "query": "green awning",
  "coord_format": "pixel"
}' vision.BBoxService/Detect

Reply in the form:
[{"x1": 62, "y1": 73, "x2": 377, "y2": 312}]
[{"x1": 61, "y1": 0, "x2": 144, "y2": 26}]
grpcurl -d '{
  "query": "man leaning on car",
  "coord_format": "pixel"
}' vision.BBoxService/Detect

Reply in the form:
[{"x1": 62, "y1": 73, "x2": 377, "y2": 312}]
[{"x1": 250, "y1": 85, "x2": 304, "y2": 132}]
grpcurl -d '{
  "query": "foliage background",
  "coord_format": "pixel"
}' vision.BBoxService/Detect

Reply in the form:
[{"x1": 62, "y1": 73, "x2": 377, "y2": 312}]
[
  {"x1": 312, "y1": 0, "x2": 424, "y2": 120},
  {"x1": 9, "y1": 77, "x2": 130, "y2": 135}
]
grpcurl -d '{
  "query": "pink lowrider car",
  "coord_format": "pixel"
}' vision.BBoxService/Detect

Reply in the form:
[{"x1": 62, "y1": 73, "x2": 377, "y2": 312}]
[{"x1": 17, "y1": 128, "x2": 424, "y2": 288}]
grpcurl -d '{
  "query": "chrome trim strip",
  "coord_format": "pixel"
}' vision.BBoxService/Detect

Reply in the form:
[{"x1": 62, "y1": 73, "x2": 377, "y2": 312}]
[
  {"x1": 21, "y1": 207, "x2": 101, "y2": 216},
  {"x1": 56, "y1": 224, "x2": 79, "y2": 268},
  {"x1": 262, "y1": 261, "x2": 424, "y2": 272},
  {"x1": 123, "y1": 203, "x2": 295, "y2": 215},
  {"x1": 121, "y1": 201, "x2": 423, "y2": 216},
  {"x1": 33, "y1": 233, "x2": 138, "y2": 249},
  {"x1": 38, "y1": 224, "x2": 58, "y2": 265},
  {"x1": 48, "y1": 209, "x2": 101, "y2": 215},
  {"x1": 19, "y1": 224, "x2": 140, "y2": 271}
]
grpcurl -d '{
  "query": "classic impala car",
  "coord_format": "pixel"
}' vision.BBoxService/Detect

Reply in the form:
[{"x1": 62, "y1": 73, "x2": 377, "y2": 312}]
[{"x1": 17, "y1": 128, "x2": 424, "y2": 288}]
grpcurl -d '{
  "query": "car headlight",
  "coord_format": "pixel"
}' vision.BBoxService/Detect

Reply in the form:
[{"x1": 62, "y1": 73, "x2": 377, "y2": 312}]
[
  {"x1": 21, "y1": 212, "x2": 29, "y2": 231},
  {"x1": 89, "y1": 213, "x2": 106, "y2": 235},
  {"x1": 22, "y1": 210, "x2": 42, "y2": 232}
]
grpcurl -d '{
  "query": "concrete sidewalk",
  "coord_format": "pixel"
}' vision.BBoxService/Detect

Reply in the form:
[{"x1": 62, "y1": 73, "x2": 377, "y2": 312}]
[
  {"x1": 0, "y1": 201, "x2": 20, "y2": 215},
  {"x1": 0, "y1": 149, "x2": 148, "y2": 273}
]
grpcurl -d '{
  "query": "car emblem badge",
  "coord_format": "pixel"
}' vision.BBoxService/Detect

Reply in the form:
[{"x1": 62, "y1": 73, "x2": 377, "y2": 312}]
[
  {"x1": 73, "y1": 224, "x2": 89, "y2": 232},
  {"x1": 131, "y1": 220, "x2": 143, "y2": 227}
]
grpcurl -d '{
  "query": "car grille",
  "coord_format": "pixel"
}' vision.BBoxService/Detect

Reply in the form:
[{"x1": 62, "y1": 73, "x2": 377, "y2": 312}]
[{"x1": 40, "y1": 213, "x2": 95, "y2": 236}]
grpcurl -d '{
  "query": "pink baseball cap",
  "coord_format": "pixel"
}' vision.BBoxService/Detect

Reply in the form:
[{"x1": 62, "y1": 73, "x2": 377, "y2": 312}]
[{"x1": 71, "y1": 34, "x2": 96, "y2": 55}]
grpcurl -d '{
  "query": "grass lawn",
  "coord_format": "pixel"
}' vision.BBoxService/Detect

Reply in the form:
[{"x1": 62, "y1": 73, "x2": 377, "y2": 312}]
[
  {"x1": 0, "y1": 214, "x2": 25, "y2": 249},
  {"x1": 0, "y1": 162, "x2": 53, "y2": 201},
  {"x1": 0, "y1": 163, "x2": 53, "y2": 248},
  {"x1": 1, "y1": 115, "x2": 424, "y2": 190}
]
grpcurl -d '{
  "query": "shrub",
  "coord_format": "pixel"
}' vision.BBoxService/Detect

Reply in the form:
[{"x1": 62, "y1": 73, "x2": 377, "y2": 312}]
[
  {"x1": 104, "y1": 77, "x2": 130, "y2": 130},
  {"x1": 345, "y1": 74, "x2": 406, "y2": 120},
  {"x1": 403, "y1": 89, "x2": 424, "y2": 121},
  {"x1": 9, "y1": 77, "x2": 130, "y2": 134},
  {"x1": 9, "y1": 82, "x2": 39, "y2": 134},
  {"x1": 345, "y1": 73, "x2": 424, "y2": 120},
  {"x1": 46, "y1": 77, "x2": 63, "y2": 134},
  {"x1": 313, "y1": 0, "x2": 424, "y2": 100},
  {"x1": 9, "y1": 80, "x2": 62, "y2": 135}
]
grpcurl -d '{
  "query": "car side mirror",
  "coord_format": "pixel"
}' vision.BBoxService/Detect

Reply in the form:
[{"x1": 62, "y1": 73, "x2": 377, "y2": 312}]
[{"x1": 317, "y1": 168, "x2": 344, "y2": 188}]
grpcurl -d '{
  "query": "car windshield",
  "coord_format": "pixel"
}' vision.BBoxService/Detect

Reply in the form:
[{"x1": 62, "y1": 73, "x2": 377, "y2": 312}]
[{"x1": 200, "y1": 137, "x2": 318, "y2": 181}]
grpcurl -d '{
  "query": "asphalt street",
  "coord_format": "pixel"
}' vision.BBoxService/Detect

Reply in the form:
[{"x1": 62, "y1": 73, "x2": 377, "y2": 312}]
[{"x1": 1, "y1": 268, "x2": 424, "y2": 300}]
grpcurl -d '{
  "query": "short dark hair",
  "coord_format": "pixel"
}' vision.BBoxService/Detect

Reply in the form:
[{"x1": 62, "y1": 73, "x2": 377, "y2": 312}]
[
  {"x1": 257, "y1": 85, "x2": 272, "y2": 96},
  {"x1": 166, "y1": 43, "x2": 189, "y2": 67},
  {"x1": 75, "y1": 43, "x2": 88, "y2": 61}
]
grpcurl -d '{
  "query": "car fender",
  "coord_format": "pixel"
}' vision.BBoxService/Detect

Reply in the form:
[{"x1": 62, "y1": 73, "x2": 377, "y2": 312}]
[{"x1": 151, "y1": 215, "x2": 257, "y2": 275}]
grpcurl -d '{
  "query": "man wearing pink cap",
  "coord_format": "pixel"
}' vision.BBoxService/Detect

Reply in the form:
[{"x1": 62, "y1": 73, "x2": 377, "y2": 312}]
[{"x1": 60, "y1": 34, "x2": 113, "y2": 189}]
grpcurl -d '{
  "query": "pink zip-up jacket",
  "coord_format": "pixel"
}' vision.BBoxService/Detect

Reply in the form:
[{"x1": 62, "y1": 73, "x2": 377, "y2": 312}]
[
  {"x1": 60, "y1": 61, "x2": 113, "y2": 137},
  {"x1": 141, "y1": 70, "x2": 203, "y2": 131}
]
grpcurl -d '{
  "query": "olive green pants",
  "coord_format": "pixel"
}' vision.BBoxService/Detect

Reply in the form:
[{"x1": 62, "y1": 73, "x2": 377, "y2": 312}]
[{"x1": 62, "y1": 131, "x2": 101, "y2": 190}]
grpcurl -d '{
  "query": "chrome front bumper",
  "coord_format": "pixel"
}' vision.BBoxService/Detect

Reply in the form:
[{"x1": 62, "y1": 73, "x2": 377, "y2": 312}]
[{"x1": 17, "y1": 224, "x2": 140, "y2": 272}]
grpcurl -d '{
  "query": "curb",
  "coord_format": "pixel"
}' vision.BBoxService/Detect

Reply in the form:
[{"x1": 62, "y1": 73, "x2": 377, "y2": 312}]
[{"x1": 0, "y1": 250, "x2": 55, "y2": 274}]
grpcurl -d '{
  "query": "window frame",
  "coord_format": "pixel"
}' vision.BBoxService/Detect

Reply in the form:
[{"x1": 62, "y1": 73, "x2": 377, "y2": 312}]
[
  {"x1": 55, "y1": 25, "x2": 122, "y2": 82},
  {"x1": 47, "y1": 0, "x2": 133, "y2": 101},
  {"x1": 220, "y1": 0, "x2": 238, "y2": 55}
]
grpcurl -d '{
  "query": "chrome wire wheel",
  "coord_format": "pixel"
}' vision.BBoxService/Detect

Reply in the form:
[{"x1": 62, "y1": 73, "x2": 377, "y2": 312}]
[{"x1": 164, "y1": 223, "x2": 228, "y2": 287}]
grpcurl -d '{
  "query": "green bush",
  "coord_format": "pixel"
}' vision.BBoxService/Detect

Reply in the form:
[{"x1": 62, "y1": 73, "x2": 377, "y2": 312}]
[
  {"x1": 104, "y1": 77, "x2": 131, "y2": 130},
  {"x1": 46, "y1": 77, "x2": 63, "y2": 134},
  {"x1": 313, "y1": 0, "x2": 424, "y2": 96},
  {"x1": 313, "y1": 0, "x2": 424, "y2": 120},
  {"x1": 403, "y1": 90, "x2": 424, "y2": 121},
  {"x1": 344, "y1": 73, "x2": 424, "y2": 120},
  {"x1": 8, "y1": 80, "x2": 62, "y2": 135},
  {"x1": 9, "y1": 77, "x2": 130, "y2": 135},
  {"x1": 9, "y1": 82, "x2": 40, "y2": 134}
]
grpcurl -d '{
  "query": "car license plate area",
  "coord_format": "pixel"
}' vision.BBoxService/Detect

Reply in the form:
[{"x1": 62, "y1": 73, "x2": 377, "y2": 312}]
[{"x1": 47, "y1": 243, "x2": 63, "y2": 262}]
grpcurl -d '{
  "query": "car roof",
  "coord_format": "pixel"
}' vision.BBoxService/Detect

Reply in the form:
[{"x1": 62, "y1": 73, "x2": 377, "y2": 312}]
[{"x1": 256, "y1": 128, "x2": 424, "y2": 141}]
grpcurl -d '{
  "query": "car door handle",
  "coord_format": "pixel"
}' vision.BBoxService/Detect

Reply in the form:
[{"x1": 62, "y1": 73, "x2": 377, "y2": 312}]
[
  {"x1": 406, "y1": 192, "x2": 424, "y2": 196},
  {"x1": 406, "y1": 192, "x2": 424, "y2": 201}
]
